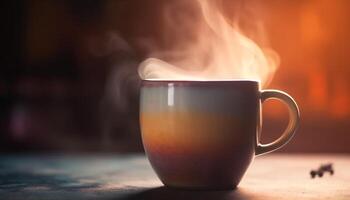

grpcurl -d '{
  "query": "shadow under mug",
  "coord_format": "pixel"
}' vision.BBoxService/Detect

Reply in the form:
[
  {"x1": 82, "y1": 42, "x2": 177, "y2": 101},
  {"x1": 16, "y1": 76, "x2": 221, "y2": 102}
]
[{"x1": 140, "y1": 80, "x2": 300, "y2": 190}]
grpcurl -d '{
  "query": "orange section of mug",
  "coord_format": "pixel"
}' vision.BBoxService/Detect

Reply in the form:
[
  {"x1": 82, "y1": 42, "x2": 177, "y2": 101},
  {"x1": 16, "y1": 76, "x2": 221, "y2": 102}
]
[
  {"x1": 140, "y1": 111, "x2": 257, "y2": 188},
  {"x1": 140, "y1": 111, "x2": 256, "y2": 154}
]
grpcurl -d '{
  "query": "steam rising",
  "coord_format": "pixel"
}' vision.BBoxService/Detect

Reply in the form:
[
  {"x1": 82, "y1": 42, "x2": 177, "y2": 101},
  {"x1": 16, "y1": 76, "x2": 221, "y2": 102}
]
[{"x1": 138, "y1": 0, "x2": 279, "y2": 87}]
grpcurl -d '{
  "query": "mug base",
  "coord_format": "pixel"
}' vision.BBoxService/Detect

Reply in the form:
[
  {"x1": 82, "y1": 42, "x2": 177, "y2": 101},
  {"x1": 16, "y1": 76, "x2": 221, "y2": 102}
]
[{"x1": 163, "y1": 183, "x2": 237, "y2": 191}]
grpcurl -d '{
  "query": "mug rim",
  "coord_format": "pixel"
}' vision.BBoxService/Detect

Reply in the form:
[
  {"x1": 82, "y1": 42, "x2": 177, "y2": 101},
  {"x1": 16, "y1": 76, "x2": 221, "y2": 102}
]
[{"x1": 141, "y1": 79, "x2": 259, "y2": 86}]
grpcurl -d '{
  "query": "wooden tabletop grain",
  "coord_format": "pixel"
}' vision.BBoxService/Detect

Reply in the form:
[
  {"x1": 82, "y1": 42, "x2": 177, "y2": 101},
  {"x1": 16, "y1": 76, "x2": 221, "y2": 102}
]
[{"x1": 0, "y1": 154, "x2": 349, "y2": 200}]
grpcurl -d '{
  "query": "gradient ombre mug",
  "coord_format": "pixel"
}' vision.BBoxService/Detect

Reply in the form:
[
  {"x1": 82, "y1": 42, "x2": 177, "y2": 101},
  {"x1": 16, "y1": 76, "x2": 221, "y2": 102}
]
[{"x1": 140, "y1": 80, "x2": 300, "y2": 189}]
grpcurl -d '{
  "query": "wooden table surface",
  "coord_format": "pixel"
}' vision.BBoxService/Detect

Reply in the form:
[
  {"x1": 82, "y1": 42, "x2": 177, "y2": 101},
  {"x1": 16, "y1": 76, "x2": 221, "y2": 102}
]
[{"x1": 0, "y1": 154, "x2": 349, "y2": 200}]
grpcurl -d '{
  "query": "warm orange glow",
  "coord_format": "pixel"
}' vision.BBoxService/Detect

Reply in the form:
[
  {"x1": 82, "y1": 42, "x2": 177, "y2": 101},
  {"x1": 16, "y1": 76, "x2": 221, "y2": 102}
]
[
  {"x1": 309, "y1": 71, "x2": 328, "y2": 111},
  {"x1": 264, "y1": 0, "x2": 350, "y2": 120},
  {"x1": 300, "y1": 2, "x2": 328, "y2": 45},
  {"x1": 331, "y1": 80, "x2": 349, "y2": 118}
]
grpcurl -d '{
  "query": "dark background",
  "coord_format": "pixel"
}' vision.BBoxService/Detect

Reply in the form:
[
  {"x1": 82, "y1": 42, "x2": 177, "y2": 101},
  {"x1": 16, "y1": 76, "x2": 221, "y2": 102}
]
[{"x1": 1, "y1": 0, "x2": 350, "y2": 153}]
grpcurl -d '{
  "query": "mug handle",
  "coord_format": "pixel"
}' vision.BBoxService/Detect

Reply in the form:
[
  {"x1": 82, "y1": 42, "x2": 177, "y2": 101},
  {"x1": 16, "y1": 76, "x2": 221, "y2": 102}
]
[{"x1": 255, "y1": 90, "x2": 300, "y2": 155}]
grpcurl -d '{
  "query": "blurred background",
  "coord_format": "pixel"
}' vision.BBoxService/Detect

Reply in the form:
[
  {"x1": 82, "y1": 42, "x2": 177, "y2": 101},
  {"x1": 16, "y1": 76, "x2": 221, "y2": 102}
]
[{"x1": 1, "y1": 0, "x2": 349, "y2": 153}]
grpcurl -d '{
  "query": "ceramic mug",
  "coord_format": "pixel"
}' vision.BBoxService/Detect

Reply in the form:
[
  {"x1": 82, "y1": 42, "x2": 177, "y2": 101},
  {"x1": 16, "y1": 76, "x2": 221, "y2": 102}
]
[{"x1": 140, "y1": 80, "x2": 300, "y2": 189}]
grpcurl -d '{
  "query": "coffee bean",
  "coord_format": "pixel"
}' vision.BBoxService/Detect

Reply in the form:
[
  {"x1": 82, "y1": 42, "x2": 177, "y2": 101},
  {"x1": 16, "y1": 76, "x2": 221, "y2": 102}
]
[
  {"x1": 310, "y1": 170, "x2": 317, "y2": 178},
  {"x1": 310, "y1": 163, "x2": 334, "y2": 179}
]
